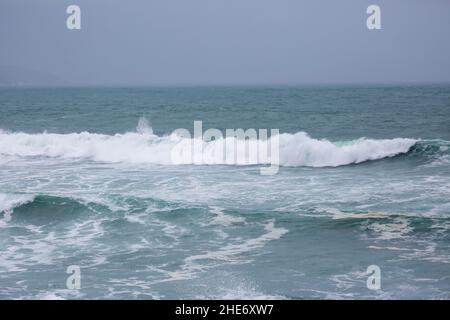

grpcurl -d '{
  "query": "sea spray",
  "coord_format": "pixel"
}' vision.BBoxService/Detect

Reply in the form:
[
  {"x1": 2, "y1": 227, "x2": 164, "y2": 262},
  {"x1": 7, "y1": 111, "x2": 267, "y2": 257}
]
[{"x1": 0, "y1": 126, "x2": 417, "y2": 167}]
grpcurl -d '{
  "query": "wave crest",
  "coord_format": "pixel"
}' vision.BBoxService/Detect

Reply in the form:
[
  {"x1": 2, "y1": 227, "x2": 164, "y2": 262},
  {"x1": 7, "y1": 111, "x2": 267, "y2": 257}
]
[
  {"x1": 278, "y1": 133, "x2": 415, "y2": 167},
  {"x1": 0, "y1": 193, "x2": 35, "y2": 215},
  {"x1": 0, "y1": 124, "x2": 418, "y2": 167}
]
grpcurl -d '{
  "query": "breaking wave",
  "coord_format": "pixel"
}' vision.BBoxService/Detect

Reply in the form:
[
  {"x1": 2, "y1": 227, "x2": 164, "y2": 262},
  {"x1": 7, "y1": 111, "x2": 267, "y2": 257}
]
[
  {"x1": 0, "y1": 120, "x2": 423, "y2": 167},
  {"x1": 0, "y1": 193, "x2": 36, "y2": 215}
]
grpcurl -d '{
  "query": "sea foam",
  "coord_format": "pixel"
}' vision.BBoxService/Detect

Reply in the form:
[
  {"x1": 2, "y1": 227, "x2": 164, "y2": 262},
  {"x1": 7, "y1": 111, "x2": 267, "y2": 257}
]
[
  {"x1": 0, "y1": 123, "x2": 417, "y2": 167},
  {"x1": 0, "y1": 193, "x2": 35, "y2": 215}
]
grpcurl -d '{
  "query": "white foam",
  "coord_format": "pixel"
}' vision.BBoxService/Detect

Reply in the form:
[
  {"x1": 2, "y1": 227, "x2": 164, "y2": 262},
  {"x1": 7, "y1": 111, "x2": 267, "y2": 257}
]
[
  {"x1": 332, "y1": 211, "x2": 388, "y2": 220},
  {"x1": 38, "y1": 293, "x2": 67, "y2": 300},
  {"x1": 0, "y1": 193, "x2": 35, "y2": 226},
  {"x1": 278, "y1": 133, "x2": 416, "y2": 167},
  {"x1": 368, "y1": 218, "x2": 413, "y2": 240},
  {"x1": 0, "y1": 122, "x2": 417, "y2": 167},
  {"x1": 164, "y1": 220, "x2": 288, "y2": 281},
  {"x1": 209, "y1": 206, "x2": 245, "y2": 226},
  {"x1": 0, "y1": 216, "x2": 107, "y2": 273},
  {"x1": 203, "y1": 279, "x2": 286, "y2": 300}
]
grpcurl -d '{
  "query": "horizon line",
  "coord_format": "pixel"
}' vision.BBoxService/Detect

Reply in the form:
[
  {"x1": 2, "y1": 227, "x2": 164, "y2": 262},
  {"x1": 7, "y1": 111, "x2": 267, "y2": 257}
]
[{"x1": 2, "y1": 81, "x2": 450, "y2": 89}]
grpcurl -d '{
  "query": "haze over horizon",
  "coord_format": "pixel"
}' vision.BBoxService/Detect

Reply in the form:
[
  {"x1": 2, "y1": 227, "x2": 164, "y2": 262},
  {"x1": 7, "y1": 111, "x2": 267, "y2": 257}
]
[{"x1": 1, "y1": 0, "x2": 450, "y2": 86}]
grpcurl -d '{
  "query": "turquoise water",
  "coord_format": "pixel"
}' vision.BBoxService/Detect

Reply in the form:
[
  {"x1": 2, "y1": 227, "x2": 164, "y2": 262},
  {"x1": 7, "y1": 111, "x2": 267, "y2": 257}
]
[{"x1": 0, "y1": 86, "x2": 449, "y2": 299}]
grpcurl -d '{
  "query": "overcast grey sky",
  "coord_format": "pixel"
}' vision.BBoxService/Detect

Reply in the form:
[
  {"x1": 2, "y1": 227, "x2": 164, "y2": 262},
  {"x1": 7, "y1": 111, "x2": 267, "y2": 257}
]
[{"x1": 1, "y1": 0, "x2": 450, "y2": 85}]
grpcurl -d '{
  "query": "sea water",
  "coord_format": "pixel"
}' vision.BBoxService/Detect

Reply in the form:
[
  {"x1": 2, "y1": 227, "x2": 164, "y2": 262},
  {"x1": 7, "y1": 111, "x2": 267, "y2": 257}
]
[{"x1": 0, "y1": 86, "x2": 449, "y2": 299}]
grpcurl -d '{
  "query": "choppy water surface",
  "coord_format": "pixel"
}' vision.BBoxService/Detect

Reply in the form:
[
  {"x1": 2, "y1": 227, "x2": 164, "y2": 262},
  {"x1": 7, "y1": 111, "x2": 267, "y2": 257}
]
[{"x1": 0, "y1": 86, "x2": 449, "y2": 299}]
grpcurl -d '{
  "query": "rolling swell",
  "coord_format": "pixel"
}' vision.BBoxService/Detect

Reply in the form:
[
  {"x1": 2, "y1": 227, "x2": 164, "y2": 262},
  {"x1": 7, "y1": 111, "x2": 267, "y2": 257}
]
[
  {"x1": 0, "y1": 194, "x2": 93, "y2": 224},
  {"x1": 0, "y1": 193, "x2": 182, "y2": 222},
  {"x1": 405, "y1": 139, "x2": 450, "y2": 157}
]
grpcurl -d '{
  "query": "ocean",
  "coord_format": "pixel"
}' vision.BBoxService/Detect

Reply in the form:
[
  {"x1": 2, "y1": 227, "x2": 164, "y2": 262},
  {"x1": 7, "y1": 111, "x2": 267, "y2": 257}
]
[{"x1": 0, "y1": 85, "x2": 449, "y2": 299}]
